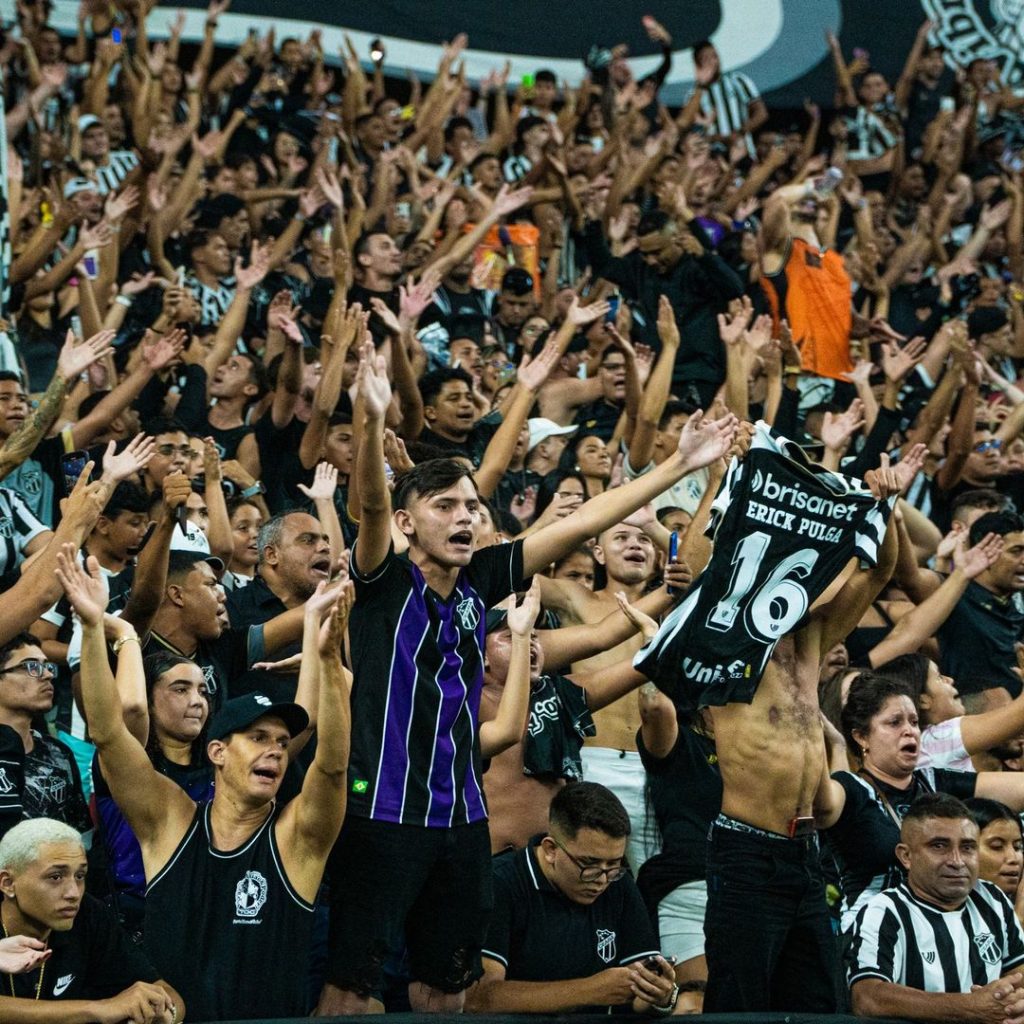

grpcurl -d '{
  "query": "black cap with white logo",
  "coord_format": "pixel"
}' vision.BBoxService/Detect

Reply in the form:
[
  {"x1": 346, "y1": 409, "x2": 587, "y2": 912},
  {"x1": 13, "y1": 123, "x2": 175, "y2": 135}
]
[{"x1": 207, "y1": 692, "x2": 308, "y2": 741}]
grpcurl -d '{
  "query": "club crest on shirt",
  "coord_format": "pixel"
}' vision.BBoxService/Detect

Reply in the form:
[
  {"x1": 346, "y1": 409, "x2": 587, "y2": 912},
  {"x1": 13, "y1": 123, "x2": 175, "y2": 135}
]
[
  {"x1": 922, "y1": 950, "x2": 936, "y2": 964},
  {"x1": 234, "y1": 870, "x2": 268, "y2": 921},
  {"x1": 0, "y1": 768, "x2": 13, "y2": 794},
  {"x1": 596, "y1": 928, "x2": 616, "y2": 963},
  {"x1": 974, "y1": 931, "x2": 1002, "y2": 966},
  {"x1": 0, "y1": 516, "x2": 12, "y2": 539},
  {"x1": 456, "y1": 598, "x2": 480, "y2": 631},
  {"x1": 201, "y1": 664, "x2": 218, "y2": 695}
]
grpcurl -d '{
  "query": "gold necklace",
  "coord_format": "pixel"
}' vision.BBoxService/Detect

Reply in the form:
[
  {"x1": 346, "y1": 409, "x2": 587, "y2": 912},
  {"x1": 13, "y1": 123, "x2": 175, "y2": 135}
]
[{"x1": 0, "y1": 908, "x2": 47, "y2": 999}]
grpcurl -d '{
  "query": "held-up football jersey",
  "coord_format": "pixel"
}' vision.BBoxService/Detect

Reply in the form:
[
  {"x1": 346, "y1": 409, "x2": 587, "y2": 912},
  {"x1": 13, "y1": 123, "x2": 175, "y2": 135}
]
[{"x1": 634, "y1": 422, "x2": 891, "y2": 710}]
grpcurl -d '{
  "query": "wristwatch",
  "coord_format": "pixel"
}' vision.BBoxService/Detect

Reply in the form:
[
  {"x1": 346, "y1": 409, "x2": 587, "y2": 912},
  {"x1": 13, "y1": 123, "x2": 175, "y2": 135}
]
[
  {"x1": 650, "y1": 983, "x2": 679, "y2": 1015},
  {"x1": 240, "y1": 481, "x2": 266, "y2": 499}
]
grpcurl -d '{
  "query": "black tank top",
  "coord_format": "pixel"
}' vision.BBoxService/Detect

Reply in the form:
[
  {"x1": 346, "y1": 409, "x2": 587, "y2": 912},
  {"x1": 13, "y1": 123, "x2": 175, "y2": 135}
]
[
  {"x1": 143, "y1": 802, "x2": 314, "y2": 1021},
  {"x1": 208, "y1": 422, "x2": 252, "y2": 462}
]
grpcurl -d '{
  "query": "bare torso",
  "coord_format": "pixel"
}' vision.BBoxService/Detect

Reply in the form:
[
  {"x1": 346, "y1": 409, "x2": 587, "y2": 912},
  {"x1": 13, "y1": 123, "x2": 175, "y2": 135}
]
[
  {"x1": 709, "y1": 628, "x2": 826, "y2": 835},
  {"x1": 479, "y1": 679, "x2": 563, "y2": 852},
  {"x1": 566, "y1": 588, "x2": 646, "y2": 752}
]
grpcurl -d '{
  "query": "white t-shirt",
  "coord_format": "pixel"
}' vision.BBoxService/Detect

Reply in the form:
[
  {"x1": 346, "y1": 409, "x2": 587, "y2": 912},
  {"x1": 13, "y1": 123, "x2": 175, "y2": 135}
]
[
  {"x1": 919, "y1": 717, "x2": 972, "y2": 773},
  {"x1": 623, "y1": 453, "x2": 708, "y2": 516}
]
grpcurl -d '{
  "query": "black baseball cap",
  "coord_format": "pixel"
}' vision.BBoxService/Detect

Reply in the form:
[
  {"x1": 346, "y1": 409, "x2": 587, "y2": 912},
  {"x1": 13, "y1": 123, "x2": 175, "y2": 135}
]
[{"x1": 208, "y1": 692, "x2": 309, "y2": 741}]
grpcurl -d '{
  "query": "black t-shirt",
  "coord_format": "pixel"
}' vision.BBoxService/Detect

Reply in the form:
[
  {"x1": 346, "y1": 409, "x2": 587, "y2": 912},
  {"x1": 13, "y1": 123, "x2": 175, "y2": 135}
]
[
  {"x1": 174, "y1": 364, "x2": 254, "y2": 461},
  {"x1": 825, "y1": 767, "x2": 976, "y2": 927},
  {"x1": 2, "y1": 893, "x2": 160, "y2": 1001},
  {"x1": 347, "y1": 539, "x2": 525, "y2": 827},
  {"x1": 142, "y1": 627, "x2": 256, "y2": 712},
  {"x1": 252, "y1": 413, "x2": 311, "y2": 515},
  {"x1": 636, "y1": 725, "x2": 721, "y2": 896},
  {"x1": 938, "y1": 581, "x2": 1024, "y2": 697},
  {"x1": 482, "y1": 840, "x2": 659, "y2": 1010},
  {"x1": 419, "y1": 410, "x2": 502, "y2": 469},
  {"x1": 573, "y1": 399, "x2": 622, "y2": 444},
  {"x1": 348, "y1": 282, "x2": 399, "y2": 347},
  {"x1": 520, "y1": 674, "x2": 594, "y2": 781},
  {"x1": 24, "y1": 731, "x2": 90, "y2": 834}
]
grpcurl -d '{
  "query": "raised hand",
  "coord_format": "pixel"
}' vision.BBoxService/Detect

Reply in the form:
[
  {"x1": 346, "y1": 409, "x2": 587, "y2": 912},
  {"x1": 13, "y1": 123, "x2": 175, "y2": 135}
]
[
  {"x1": 356, "y1": 340, "x2": 392, "y2": 418},
  {"x1": 383, "y1": 429, "x2": 414, "y2": 476},
  {"x1": 321, "y1": 581, "x2": 355, "y2": 655},
  {"x1": 101, "y1": 434, "x2": 155, "y2": 484},
  {"x1": 142, "y1": 327, "x2": 186, "y2": 371},
  {"x1": 516, "y1": 338, "x2": 561, "y2": 392},
  {"x1": 717, "y1": 296, "x2": 754, "y2": 346},
  {"x1": 315, "y1": 167, "x2": 343, "y2": 210},
  {"x1": 892, "y1": 442, "x2": 927, "y2": 492},
  {"x1": 55, "y1": 547, "x2": 109, "y2": 628},
  {"x1": 506, "y1": 577, "x2": 542, "y2": 636},
  {"x1": 614, "y1": 591, "x2": 660, "y2": 641},
  {"x1": 57, "y1": 329, "x2": 116, "y2": 379},
  {"x1": 234, "y1": 241, "x2": 272, "y2": 290},
  {"x1": 954, "y1": 532, "x2": 1003, "y2": 579},
  {"x1": 676, "y1": 410, "x2": 739, "y2": 472},
  {"x1": 820, "y1": 398, "x2": 866, "y2": 452},
  {"x1": 79, "y1": 220, "x2": 113, "y2": 251},
  {"x1": 492, "y1": 183, "x2": 534, "y2": 218},
  {"x1": 881, "y1": 337, "x2": 926, "y2": 383},
  {"x1": 399, "y1": 268, "x2": 441, "y2": 326},
  {"x1": 267, "y1": 289, "x2": 297, "y2": 331},
  {"x1": 842, "y1": 359, "x2": 875, "y2": 387},
  {"x1": 120, "y1": 271, "x2": 159, "y2": 297},
  {"x1": 567, "y1": 296, "x2": 610, "y2": 327},
  {"x1": 104, "y1": 184, "x2": 139, "y2": 225},
  {"x1": 369, "y1": 296, "x2": 401, "y2": 336},
  {"x1": 298, "y1": 461, "x2": 339, "y2": 502}
]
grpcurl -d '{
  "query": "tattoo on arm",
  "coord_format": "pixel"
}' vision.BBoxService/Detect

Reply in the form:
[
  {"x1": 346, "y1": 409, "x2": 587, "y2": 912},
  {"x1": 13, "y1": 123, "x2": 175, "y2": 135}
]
[{"x1": 0, "y1": 372, "x2": 68, "y2": 478}]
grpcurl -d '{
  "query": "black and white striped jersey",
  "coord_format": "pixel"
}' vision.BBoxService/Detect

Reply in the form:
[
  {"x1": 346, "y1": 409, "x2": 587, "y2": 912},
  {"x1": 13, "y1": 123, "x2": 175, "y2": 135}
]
[
  {"x1": 850, "y1": 881, "x2": 1024, "y2": 993},
  {"x1": 693, "y1": 72, "x2": 761, "y2": 154},
  {"x1": 0, "y1": 486, "x2": 50, "y2": 578},
  {"x1": 843, "y1": 106, "x2": 897, "y2": 161},
  {"x1": 93, "y1": 150, "x2": 139, "y2": 195},
  {"x1": 634, "y1": 422, "x2": 891, "y2": 711}
]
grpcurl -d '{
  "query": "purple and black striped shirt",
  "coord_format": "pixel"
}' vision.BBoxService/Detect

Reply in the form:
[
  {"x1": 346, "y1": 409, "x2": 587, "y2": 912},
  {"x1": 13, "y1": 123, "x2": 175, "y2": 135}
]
[{"x1": 347, "y1": 540, "x2": 525, "y2": 828}]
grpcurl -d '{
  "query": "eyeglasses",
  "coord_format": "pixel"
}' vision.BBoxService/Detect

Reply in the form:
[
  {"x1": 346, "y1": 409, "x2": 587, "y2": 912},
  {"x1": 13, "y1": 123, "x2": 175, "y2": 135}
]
[
  {"x1": 974, "y1": 439, "x2": 1003, "y2": 454},
  {"x1": 155, "y1": 444, "x2": 194, "y2": 458},
  {"x1": 551, "y1": 835, "x2": 626, "y2": 883},
  {"x1": 0, "y1": 660, "x2": 58, "y2": 679}
]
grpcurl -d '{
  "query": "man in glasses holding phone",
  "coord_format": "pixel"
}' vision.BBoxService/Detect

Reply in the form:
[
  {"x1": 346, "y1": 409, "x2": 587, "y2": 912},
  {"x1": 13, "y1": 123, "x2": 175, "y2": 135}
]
[
  {"x1": 0, "y1": 633, "x2": 89, "y2": 840},
  {"x1": 466, "y1": 783, "x2": 677, "y2": 1015}
]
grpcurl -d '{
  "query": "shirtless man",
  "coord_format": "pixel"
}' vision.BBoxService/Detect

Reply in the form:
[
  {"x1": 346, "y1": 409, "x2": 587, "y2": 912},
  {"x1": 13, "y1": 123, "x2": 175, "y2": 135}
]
[
  {"x1": 537, "y1": 512, "x2": 673, "y2": 869},
  {"x1": 481, "y1": 576, "x2": 688, "y2": 853},
  {"x1": 682, "y1": 452, "x2": 915, "y2": 1014}
]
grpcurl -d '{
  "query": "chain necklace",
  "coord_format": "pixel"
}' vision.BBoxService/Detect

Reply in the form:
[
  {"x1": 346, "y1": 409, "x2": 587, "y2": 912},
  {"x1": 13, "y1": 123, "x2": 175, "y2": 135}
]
[{"x1": 0, "y1": 909, "x2": 48, "y2": 999}]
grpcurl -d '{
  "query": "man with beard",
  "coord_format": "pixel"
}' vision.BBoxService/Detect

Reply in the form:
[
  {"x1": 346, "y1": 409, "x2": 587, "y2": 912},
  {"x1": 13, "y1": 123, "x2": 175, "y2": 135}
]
[
  {"x1": 583, "y1": 203, "x2": 743, "y2": 407},
  {"x1": 537, "y1": 518, "x2": 668, "y2": 871},
  {"x1": 491, "y1": 268, "x2": 538, "y2": 355}
]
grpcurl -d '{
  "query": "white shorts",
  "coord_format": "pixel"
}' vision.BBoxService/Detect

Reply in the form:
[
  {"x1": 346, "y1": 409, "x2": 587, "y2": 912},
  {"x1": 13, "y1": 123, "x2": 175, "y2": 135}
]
[
  {"x1": 658, "y1": 879, "x2": 708, "y2": 965},
  {"x1": 579, "y1": 747, "x2": 659, "y2": 872}
]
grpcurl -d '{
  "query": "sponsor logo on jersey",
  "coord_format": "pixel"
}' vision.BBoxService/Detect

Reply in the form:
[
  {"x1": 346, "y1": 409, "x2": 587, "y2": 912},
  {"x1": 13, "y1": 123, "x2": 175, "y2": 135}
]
[
  {"x1": 234, "y1": 870, "x2": 268, "y2": 922},
  {"x1": 596, "y1": 929, "x2": 617, "y2": 963}
]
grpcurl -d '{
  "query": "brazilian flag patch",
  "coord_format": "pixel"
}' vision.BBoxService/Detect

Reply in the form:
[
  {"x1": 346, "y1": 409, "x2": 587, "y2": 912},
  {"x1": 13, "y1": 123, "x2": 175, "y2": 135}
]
[{"x1": 351, "y1": 778, "x2": 369, "y2": 795}]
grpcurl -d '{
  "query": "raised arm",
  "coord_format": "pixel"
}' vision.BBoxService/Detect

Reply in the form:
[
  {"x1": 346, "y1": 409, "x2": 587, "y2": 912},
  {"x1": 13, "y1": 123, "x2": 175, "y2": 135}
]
[
  {"x1": 279, "y1": 585, "x2": 353, "y2": 899},
  {"x1": 55, "y1": 548, "x2": 193, "y2": 845},
  {"x1": 480, "y1": 579, "x2": 540, "y2": 758},
  {"x1": 522, "y1": 411, "x2": 737, "y2": 576},
  {"x1": 354, "y1": 340, "x2": 394, "y2": 576}
]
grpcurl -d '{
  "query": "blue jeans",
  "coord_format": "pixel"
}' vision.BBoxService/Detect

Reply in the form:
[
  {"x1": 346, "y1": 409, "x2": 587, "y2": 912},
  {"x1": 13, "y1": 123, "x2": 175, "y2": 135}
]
[{"x1": 704, "y1": 815, "x2": 839, "y2": 1013}]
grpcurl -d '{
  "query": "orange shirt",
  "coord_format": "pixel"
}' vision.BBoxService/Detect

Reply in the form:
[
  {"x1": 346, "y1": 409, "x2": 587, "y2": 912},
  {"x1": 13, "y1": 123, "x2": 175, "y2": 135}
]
[{"x1": 762, "y1": 237, "x2": 853, "y2": 381}]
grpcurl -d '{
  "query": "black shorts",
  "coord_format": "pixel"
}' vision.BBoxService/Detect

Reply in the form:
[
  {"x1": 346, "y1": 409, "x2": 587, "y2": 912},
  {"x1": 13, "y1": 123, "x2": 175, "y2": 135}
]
[{"x1": 325, "y1": 815, "x2": 492, "y2": 999}]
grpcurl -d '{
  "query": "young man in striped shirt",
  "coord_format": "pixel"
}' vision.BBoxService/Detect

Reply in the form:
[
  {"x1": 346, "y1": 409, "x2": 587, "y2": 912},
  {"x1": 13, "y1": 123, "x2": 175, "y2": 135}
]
[
  {"x1": 849, "y1": 792, "x2": 1024, "y2": 1020},
  {"x1": 690, "y1": 41, "x2": 767, "y2": 158},
  {"x1": 316, "y1": 341, "x2": 735, "y2": 1016}
]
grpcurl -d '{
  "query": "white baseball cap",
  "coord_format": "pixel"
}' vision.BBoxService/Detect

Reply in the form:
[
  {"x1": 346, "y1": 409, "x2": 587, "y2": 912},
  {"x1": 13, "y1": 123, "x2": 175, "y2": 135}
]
[{"x1": 527, "y1": 418, "x2": 577, "y2": 452}]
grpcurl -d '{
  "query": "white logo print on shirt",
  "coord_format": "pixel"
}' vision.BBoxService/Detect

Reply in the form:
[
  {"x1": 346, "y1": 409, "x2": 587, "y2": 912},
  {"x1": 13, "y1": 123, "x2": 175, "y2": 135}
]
[
  {"x1": 52, "y1": 974, "x2": 74, "y2": 996},
  {"x1": 234, "y1": 870, "x2": 268, "y2": 922}
]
